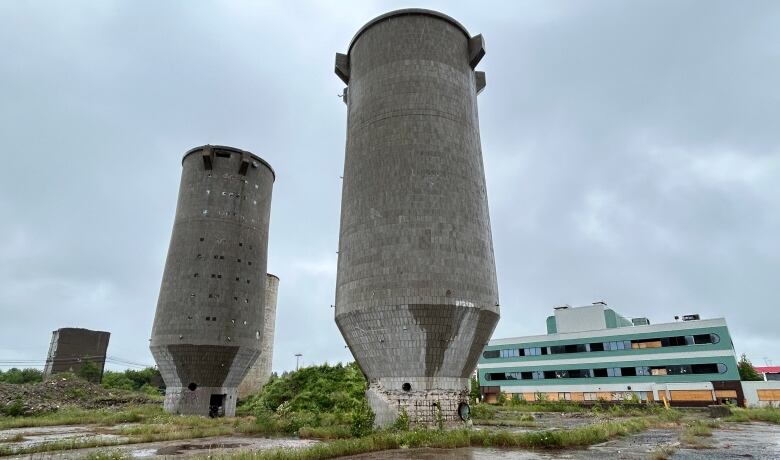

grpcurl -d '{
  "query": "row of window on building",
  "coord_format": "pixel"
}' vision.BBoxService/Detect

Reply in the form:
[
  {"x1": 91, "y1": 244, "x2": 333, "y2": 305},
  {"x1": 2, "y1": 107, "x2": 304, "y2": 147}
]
[
  {"x1": 483, "y1": 363, "x2": 728, "y2": 381},
  {"x1": 484, "y1": 333, "x2": 721, "y2": 359}
]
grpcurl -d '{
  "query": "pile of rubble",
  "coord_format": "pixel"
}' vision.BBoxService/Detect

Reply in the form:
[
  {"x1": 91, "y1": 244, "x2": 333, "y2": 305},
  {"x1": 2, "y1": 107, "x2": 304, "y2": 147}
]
[{"x1": 0, "y1": 376, "x2": 157, "y2": 416}]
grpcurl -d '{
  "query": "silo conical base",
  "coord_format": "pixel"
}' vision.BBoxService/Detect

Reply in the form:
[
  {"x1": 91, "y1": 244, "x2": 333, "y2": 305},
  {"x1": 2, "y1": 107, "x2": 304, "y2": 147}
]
[{"x1": 366, "y1": 377, "x2": 469, "y2": 427}]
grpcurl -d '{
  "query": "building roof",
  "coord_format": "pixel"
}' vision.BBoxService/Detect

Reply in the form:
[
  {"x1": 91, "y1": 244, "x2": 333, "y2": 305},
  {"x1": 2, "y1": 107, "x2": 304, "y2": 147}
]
[
  {"x1": 756, "y1": 366, "x2": 780, "y2": 374},
  {"x1": 488, "y1": 317, "x2": 728, "y2": 346}
]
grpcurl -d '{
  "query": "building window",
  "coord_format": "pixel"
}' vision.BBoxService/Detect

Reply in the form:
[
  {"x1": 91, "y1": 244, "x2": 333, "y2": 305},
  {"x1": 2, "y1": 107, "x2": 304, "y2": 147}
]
[
  {"x1": 558, "y1": 392, "x2": 572, "y2": 401},
  {"x1": 636, "y1": 366, "x2": 652, "y2": 376},
  {"x1": 584, "y1": 392, "x2": 598, "y2": 401},
  {"x1": 607, "y1": 367, "x2": 622, "y2": 377},
  {"x1": 483, "y1": 350, "x2": 499, "y2": 359}
]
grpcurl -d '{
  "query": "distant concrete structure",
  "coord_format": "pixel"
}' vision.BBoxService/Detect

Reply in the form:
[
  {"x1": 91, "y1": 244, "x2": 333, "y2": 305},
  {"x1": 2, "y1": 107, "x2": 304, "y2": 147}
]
[
  {"x1": 238, "y1": 273, "x2": 279, "y2": 399},
  {"x1": 334, "y1": 9, "x2": 500, "y2": 426},
  {"x1": 43, "y1": 328, "x2": 110, "y2": 383},
  {"x1": 150, "y1": 145, "x2": 274, "y2": 417}
]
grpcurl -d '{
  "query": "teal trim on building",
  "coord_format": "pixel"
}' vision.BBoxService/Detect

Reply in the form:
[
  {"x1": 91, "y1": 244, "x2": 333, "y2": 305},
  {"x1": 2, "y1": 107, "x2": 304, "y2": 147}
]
[
  {"x1": 478, "y1": 355, "x2": 741, "y2": 386},
  {"x1": 480, "y1": 325, "x2": 734, "y2": 365},
  {"x1": 546, "y1": 316, "x2": 557, "y2": 334}
]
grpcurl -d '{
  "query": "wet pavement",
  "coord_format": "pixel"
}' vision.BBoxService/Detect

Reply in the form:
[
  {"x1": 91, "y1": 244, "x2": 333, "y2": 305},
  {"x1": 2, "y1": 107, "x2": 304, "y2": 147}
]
[
  {"x1": 341, "y1": 423, "x2": 780, "y2": 459},
  {"x1": 0, "y1": 425, "x2": 128, "y2": 450},
  {"x1": 1, "y1": 420, "x2": 777, "y2": 459}
]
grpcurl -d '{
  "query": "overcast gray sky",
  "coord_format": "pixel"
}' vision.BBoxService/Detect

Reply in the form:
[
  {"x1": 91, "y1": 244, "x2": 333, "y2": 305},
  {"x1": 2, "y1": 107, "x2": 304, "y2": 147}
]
[{"x1": 1, "y1": 0, "x2": 778, "y2": 373}]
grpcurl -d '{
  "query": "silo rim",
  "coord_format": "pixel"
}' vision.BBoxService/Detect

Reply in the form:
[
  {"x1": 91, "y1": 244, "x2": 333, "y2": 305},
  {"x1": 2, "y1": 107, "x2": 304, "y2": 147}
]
[
  {"x1": 347, "y1": 8, "x2": 471, "y2": 54},
  {"x1": 182, "y1": 145, "x2": 276, "y2": 181},
  {"x1": 266, "y1": 273, "x2": 280, "y2": 280}
]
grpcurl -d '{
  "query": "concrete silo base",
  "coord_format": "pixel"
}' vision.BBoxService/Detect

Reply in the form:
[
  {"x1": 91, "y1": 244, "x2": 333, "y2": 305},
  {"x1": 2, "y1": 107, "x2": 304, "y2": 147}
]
[
  {"x1": 366, "y1": 378, "x2": 470, "y2": 427},
  {"x1": 163, "y1": 386, "x2": 238, "y2": 417}
]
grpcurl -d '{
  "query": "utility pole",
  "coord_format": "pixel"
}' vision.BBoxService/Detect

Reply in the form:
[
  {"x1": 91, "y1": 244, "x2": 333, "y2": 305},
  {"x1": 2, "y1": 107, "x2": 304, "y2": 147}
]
[{"x1": 295, "y1": 353, "x2": 302, "y2": 371}]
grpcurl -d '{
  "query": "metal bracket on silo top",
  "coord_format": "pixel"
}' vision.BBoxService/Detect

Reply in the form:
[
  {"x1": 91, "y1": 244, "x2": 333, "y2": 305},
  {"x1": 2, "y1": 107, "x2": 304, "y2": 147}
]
[
  {"x1": 469, "y1": 34, "x2": 486, "y2": 68},
  {"x1": 335, "y1": 53, "x2": 350, "y2": 84},
  {"x1": 202, "y1": 145, "x2": 214, "y2": 170},
  {"x1": 239, "y1": 152, "x2": 251, "y2": 176},
  {"x1": 476, "y1": 71, "x2": 486, "y2": 95}
]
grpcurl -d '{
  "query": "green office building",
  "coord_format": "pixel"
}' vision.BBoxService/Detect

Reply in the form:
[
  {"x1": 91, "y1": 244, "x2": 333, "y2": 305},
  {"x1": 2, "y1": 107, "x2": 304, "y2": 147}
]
[{"x1": 477, "y1": 303, "x2": 742, "y2": 406}]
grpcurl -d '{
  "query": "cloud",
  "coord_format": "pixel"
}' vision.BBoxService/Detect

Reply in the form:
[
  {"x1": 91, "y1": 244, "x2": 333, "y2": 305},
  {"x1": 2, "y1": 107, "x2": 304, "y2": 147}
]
[{"x1": 0, "y1": 0, "x2": 778, "y2": 373}]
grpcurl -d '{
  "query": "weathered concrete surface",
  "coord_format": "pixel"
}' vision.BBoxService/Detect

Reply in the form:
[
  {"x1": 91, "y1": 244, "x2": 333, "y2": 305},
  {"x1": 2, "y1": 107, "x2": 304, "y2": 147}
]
[
  {"x1": 150, "y1": 145, "x2": 275, "y2": 417},
  {"x1": 237, "y1": 273, "x2": 279, "y2": 399},
  {"x1": 334, "y1": 8, "x2": 500, "y2": 427},
  {"x1": 43, "y1": 328, "x2": 110, "y2": 383}
]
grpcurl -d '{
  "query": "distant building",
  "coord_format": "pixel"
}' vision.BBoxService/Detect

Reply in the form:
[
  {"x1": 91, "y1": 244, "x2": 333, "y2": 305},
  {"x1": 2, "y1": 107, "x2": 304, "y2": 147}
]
[
  {"x1": 477, "y1": 303, "x2": 743, "y2": 406},
  {"x1": 44, "y1": 328, "x2": 110, "y2": 383},
  {"x1": 756, "y1": 366, "x2": 780, "y2": 382}
]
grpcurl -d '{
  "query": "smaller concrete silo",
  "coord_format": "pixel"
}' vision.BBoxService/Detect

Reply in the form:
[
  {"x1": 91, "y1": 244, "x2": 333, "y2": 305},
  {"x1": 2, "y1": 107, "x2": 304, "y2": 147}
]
[{"x1": 238, "y1": 273, "x2": 279, "y2": 398}]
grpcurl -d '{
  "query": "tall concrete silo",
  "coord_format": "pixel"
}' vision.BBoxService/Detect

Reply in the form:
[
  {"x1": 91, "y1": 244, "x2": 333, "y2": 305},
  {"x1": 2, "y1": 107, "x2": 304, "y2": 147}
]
[
  {"x1": 334, "y1": 9, "x2": 500, "y2": 426},
  {"x1": 238, "y1": 273, "x2": 279, "y2": 399},
  {"x1": 150, "y1": 145, "x2": 274, "y2": 417}
]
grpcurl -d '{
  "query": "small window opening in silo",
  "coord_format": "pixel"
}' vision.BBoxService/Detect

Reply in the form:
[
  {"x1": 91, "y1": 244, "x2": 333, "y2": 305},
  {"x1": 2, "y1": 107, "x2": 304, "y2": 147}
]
[
  {"x1": 256, "y1": 331, "x2": 260, "y2": 340},
  {"x1": 188, "y1": 383, "x2": 198, "y2": 391},
  {"x1": 402, "y1": 383, "x2": 412, "y2": 392},
  {"x1": 239, "y1": 242, "x2": 243, "y2": 247},
  {"x1": 200, "y1": 237, "x2": 205, "y2": 241},
  {"x1": 190, "y1": 293, "x2": 196, "y2": 297},
  {"x1": 227, "y1": 337, "x2": 231, "y2": 341},
  {"x1": 219, "y1": 255, "x2": 224, "y2": 259},
  {"x1": 243, "y1": 320, "x2": 247, "y2": 325},
  {"x1": 214, "y1": 255, "x2": 218, "y2": 259},
  {"x1": 236, "y1": 277, "x2": 240, "y2": 281},
  {"x1": 202, "y1": 209, "x2": 208, "y2": 215},
  {"x1": 216, "y1": 151, "x2": 231, "y2": 158},
  {"x1": 211, "y1": 274, "x2": 216, "y2": 278},
  {"x1": 248, "y1": 261, "x2": 252, "y2": 265},
  {"x1": 237, "y1": 258, "x2": 241, "y2": 262},
  {"x1": 217, "y1": 274, "x2": 222, "y2": 279},
  {"x1": 194, "y1": 273, "x2": 199, "y2": 277},
  {"x1": 231, "y1": 319, "x2": 235, "y2": 324},
  {"x1": 253, "y1": 200, "x2": 257, "y2": 205},
  {"x1": 233, "y1": 296, "x2": 238, "y2": 301},
  {"x1": 246, "y1": 280, "x2": 250, "y2": 284},
  {"x1": 206, "y1": 190, "x2": 210, "y2": 195},
  {"x1": 255, "y1": 184, "x2": 258, "y2": 189},
  {"x1": 245, "y1": 299, "x2": 249, "y2": 303}
]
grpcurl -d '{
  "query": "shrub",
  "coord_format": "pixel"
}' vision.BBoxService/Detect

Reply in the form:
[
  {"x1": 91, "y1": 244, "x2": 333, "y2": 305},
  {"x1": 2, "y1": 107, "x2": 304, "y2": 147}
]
[
  {"x1": 0, "y1": 398, "x2": 25, "y2": 417},
  {"x1": 0, "y1": 368, "x2": 43, "y2": 384},
  {"x1": 350, "y1": 400, "x2": 375, "y2": 437},
  {"x1": 391, "y1": 408, "x2": 410, "y2": 431}
]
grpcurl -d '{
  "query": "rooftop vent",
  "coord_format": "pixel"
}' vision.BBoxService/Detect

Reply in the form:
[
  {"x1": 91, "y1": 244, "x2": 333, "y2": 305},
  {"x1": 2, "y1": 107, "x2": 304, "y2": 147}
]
[
  {"x1": 553, "y1": 304, "x2": 571, "y2": 310},
  {"x1": 682, "y1": 314, "x2": 700, "y2": 322},
  {"x1": 632, "y1": 317, "x2": 650, "y2": 326},
  {"x1": 592, "y1": 301, "x2": 607, "y2": 306}
]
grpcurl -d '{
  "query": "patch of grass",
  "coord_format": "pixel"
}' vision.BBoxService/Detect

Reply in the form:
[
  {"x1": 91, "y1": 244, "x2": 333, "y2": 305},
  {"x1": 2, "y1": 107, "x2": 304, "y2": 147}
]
[
  {"x1": 0, "y1": 433, "x2": 25, "y2": 444},
  {"x1": 212, "y1": 418, "x2": 654, "y2": 460},
  {"x1": 649, "y1": 445, "x2": 677, "y2": 460},
  {"x1": 0, "y1": 405, "x2": 162, "y2": 429},
  {"x1": 725, "y1": 407, "x2": 780, "y2": 424},
  {"x1": 680, "y1": 420, "x2": 716, "y2": 449},
  {"x1": 298, "y1": 425, "x2": 353, "y2": 439}
]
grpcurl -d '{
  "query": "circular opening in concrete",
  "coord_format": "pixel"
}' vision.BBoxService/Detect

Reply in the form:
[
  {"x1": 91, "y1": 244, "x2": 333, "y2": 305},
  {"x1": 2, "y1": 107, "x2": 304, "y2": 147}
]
[
  {"x1": 458, "y1": 403, "x2": 470, "y2": 421},
  {"x1": 188, "y1": 382, "x2": 198, "y2": 391},
  {"x1": 402, "y1": 382, "x2": 412, "y2": 392}
]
